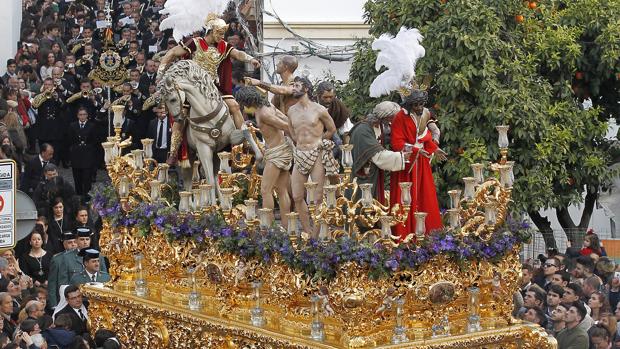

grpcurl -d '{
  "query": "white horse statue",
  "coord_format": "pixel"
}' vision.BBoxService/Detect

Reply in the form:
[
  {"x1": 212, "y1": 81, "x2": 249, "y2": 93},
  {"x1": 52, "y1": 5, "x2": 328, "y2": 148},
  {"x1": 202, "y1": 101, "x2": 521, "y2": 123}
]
[{"x1": 157, "y1": 60, "x2": 256, "y2": 202}]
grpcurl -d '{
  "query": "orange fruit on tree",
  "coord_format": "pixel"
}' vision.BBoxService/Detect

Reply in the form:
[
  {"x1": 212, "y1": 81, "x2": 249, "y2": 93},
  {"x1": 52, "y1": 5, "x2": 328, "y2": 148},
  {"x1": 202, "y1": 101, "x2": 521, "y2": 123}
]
[
  {"x1": 528, "y1": 2, "x2": 537, "y2": 9},
  {"x1": 515, "y1": 15, "x2": 525, "y2": 23}
]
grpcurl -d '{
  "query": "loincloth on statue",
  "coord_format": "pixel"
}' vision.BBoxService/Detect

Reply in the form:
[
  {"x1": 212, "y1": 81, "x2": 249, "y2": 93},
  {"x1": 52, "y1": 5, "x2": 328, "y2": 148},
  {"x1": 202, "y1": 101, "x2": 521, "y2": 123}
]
[
  {"x1": 293, "y1": 139, "x2": 339, "y2": 176},
  {"x1": 264, "y1": 137, "x2": 293, "y2": 171}
]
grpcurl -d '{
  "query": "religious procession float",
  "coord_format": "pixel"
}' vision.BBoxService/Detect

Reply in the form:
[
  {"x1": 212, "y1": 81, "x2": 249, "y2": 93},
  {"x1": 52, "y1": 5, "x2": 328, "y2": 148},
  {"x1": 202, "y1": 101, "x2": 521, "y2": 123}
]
[{"x1": 83, "y1": 0, "x2": 557, "y2": 348}]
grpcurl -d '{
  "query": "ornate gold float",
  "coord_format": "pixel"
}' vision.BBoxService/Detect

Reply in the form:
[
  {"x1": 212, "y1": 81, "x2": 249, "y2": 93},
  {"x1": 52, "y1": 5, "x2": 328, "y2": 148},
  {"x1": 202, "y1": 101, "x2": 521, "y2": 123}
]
[{"x1": 85, "y1": 125, "x2": 556, "y2": 348}]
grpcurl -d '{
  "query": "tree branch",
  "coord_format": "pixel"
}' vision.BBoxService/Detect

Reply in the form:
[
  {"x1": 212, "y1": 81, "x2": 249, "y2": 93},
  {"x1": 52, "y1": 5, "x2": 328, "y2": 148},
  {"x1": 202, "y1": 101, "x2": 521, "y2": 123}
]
[
  {"x1": 528, "y1": 211, "x2": 557, "y2": 250},
  {"x1": 578, "y1": 187, "x2": 598, "y2": 230}
]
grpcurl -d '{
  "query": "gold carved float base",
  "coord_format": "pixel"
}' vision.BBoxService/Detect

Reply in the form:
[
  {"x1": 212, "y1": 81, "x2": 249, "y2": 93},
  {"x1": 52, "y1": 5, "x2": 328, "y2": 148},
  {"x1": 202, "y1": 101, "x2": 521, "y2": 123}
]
[{"x1": 84, "y1": 285, "x2": 556, "y2": 349}]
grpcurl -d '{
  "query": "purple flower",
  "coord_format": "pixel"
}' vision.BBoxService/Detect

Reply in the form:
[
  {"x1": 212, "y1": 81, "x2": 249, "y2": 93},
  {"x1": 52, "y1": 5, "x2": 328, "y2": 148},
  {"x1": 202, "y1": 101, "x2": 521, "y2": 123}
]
[
  {"x1": 385, "y1": 258, "x2": 399, "y2": 271},
  {"x1": 154, "y1": 216, "x2": 166, "y2": 227},
  {"x1": 221, "y1": 228, "x2": 233, "y2": 237}
]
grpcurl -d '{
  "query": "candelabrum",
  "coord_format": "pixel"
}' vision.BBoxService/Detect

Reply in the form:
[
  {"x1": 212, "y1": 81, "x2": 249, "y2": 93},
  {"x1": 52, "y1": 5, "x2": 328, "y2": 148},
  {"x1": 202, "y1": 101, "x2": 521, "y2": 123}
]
[
  {"x1": 300, "y1": 172, "x2": 415, "y2": 247},
  {"x1": 449, "y1": 124, "x2": 514, "y2": 240}
]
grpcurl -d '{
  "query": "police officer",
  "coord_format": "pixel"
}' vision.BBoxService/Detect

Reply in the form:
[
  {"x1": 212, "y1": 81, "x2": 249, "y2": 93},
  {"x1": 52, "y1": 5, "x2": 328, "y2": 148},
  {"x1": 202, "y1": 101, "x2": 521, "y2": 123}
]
[
  {"x1": 69, "y1": 249, "x2": 110, "y2": 285},
  {"x1": 47, "y1": 231, "x2": 78, "y2": 308},
  {"x1": 69, "y1": 107, "x2": 98, "y2": 200}
]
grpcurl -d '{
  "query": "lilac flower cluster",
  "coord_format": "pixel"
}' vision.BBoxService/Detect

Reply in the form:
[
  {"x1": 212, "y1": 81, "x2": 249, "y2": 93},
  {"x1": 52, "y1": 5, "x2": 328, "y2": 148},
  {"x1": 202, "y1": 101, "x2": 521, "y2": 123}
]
[{"x1": 90, "y1": 184, "x2": 531, "y2": 281}]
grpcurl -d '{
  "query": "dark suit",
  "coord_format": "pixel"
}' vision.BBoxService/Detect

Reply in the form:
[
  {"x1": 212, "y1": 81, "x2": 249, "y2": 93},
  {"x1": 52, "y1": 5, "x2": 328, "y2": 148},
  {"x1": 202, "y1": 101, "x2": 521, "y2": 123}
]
[
  {"x1": 138, "y1": 72, "x2": 157, "y2": 97},
  {"x1": 69, "y1": 121, "x2": 98, "y2": 197},
  {"x1": 35, "y1": 98, "x2": 66, "y2": 164},
  {"x1": 21, "y1": 156, "x2": 49, "y2": 196},
  {"x1": 147, "y1": 117, "x2": 172, "y2": 164},
  {"x1": 55, "y1": 305, "x2": 89, "y2": 338}
]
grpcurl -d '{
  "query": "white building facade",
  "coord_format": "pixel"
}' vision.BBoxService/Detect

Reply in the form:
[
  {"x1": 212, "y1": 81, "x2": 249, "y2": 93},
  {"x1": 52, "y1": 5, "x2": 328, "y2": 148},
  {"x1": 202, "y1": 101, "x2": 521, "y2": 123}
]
[
  {"x1": 0, "y1": 0, "x2": 23, "y2": 74},
  {"x1": 261, "y1": 0, "x2": 370, "y2": 83}
]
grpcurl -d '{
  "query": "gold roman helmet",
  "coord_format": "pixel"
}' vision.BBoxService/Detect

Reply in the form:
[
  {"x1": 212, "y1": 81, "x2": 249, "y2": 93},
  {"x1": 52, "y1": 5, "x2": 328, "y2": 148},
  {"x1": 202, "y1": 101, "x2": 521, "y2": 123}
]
[{"x1": 204, "y1": 13, "x2": 228, "y2": 34}]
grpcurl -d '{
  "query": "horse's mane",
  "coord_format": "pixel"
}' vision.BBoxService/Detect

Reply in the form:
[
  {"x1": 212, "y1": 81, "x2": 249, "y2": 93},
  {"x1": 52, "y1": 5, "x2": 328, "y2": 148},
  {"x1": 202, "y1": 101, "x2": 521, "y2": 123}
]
[{"x1": 157, "y1": 60, "x2": 221, "y2": 102}]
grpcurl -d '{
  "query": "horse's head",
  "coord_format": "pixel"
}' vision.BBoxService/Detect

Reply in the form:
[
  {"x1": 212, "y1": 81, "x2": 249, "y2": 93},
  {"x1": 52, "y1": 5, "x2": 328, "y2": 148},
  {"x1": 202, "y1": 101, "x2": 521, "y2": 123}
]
[
  {"x1": 161, "y1": 76, "x2": 186, "y2": 121},
  {"x1": 158, "y1": 60, "x2": 222, "y2": 121}
]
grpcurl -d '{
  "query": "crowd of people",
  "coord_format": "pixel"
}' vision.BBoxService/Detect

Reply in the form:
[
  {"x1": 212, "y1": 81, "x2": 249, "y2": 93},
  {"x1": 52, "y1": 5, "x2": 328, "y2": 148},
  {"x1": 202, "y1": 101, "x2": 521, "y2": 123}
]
[
  {"x1": 6, "y1": 0, "x2": 594, "y2": 347},
  {"x1": 519, "y1": 231, "x2": 620, "y2": 348}
]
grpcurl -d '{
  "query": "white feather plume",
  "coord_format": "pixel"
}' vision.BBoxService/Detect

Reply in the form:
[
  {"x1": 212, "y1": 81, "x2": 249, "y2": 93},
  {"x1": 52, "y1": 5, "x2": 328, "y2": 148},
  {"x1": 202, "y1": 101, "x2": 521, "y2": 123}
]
[
  {"x1": 159, "y1": 0, "x2": 228, "y2": 42},
  {"x1": 369, "y1": 27, "x2": 425, "y2": 98}
]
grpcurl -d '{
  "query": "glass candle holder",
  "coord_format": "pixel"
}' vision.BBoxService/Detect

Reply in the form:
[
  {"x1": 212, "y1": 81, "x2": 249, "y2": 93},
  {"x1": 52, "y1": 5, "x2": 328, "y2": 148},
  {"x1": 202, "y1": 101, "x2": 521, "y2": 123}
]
[
  {"x1": 318, "y1": 219, "x2": 330, "y2": 240},
  {"x1": 399, "y1": 182, "x2": 412, "y2": 206},
  {"x1": 218, "y1": 151, "x2": 232, "y2": 174},
  {"x1": 250, "y1": 281, "x2": 265, "y2": 327},
  {"x1": 507, "y1": 161, "x2": 515, "y2": 185},
  {"x1": 178, "y1": 191, "x2": 192, "y2": 213},
  {"x1": 323, "y1": 185, "x2": 337, "y2": 209},
  {"x1": 199, "y1": 184, "x2": 212, "y2": 208},
  {"x1": 447, "y1": 209, "x2": 460, "y2": 229},
  {"x1": 244, "y1": 199, "x2": 258, "y2": 221},
  {"x1": 258, "y1": 208, "x2": 273, "y2": 229},
  {"x1": 149, "y1": 180, "x2": 161, "y2": 202},
  {"x1": 467, "y1": 286, "x2": 482, "y2": 333},
  {"x1": 463, "y1": 177, "x2": 476, "y2": 200},
  {"x1": 131, "y1": 149, "x2": 144, "y2": 169},
  {"x1": 340, "y1": 144, "x2": 354, "y2": 168},
  {"x1": 106, "y1": 136, "x2": 118, "y2": 156},
  {"x1": 380, "y1": 215, "x2": 392, "y2": 239},
  {"x1": 102, "y1": 142, "x2": 115, "y2": 165},
  {"x1": 188, "y1": 267, "x2": 200, "y2": 311},
  {"x1": 118, "y1": 176, "x2": 130, "y2": 199},
  {"x1": 141, "y1": 138, "x2": 154, "y2": 159},
  {"x1": 220, "y1": 188, "x2": 234, "y2": 211},
  {"x1": 286, "y1": 212, "x2": 299, "y2": 236},
  {"x1": 414, "y1": 212, "x2": 427, "y2": 239},
  {"x1": 157, "y1": 164, "x2": 169, "y2": 183},
  {"x1": 134, "y1": 254, "x2": 147, "y2": 297},
  {"x1": 498, "y1": 164, "x2": 512, "y2": 188},
  {"x1": 112, "y1": 105, "x2": 125, "y2": 129},
  {"x1": 471, "y1": 163, "x2": 485, "y2": 185},
  {"x1": 484, "y1": 201, "x2": 498, "y2": 225},
  {"x1": 496, "y1": 125, "x2": 510, "y2": 148},
  {"x1": 391, "y1": 297, "x2": 408, "y2": 344},
  {"x1": 447, "y1": 189, "x2": 462, "y2": 210},
  {"x1": 191, "y1": 188, "x2": 201, "y2": 211},
  {"x1": 192, "y1": 160, "x2": 201, "y2": 183},
  {"x1": 359, "y1": 183, "x2": 374, "y2": 208},
  {"x1": 310, "y1": 294, "x2": 325, "y2": 342},
  {"x1": 304, "y1": 181, "x2": 318, "y2": 205}
]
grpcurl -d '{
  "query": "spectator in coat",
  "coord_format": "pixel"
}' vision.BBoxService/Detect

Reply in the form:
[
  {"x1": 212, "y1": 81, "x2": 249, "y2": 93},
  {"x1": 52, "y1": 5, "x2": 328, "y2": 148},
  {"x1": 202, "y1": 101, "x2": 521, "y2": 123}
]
[{"x1": 21, "y1": 144, "x2": 54, "y2": 197}]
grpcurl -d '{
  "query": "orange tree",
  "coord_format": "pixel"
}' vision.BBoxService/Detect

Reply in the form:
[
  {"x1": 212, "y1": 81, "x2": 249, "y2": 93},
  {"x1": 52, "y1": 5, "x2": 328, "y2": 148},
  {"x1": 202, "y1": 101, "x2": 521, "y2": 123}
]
[{"x1": 341, "y1": 0, "x2": 619, "y2": 247}]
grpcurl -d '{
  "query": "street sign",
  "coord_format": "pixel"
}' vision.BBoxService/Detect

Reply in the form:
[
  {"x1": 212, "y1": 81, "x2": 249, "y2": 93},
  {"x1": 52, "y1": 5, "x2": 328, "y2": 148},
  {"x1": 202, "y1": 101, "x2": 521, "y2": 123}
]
[{"x1": 0, "y1": 160, "x2": 16, "y2": 248}]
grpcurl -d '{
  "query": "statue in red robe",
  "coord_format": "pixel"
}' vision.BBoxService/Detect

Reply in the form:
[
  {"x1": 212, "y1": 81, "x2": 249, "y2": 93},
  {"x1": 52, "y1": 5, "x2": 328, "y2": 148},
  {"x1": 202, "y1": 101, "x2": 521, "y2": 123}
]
[{"x1": 389, "y1": 90, "x2": 446, "y2": 239}]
